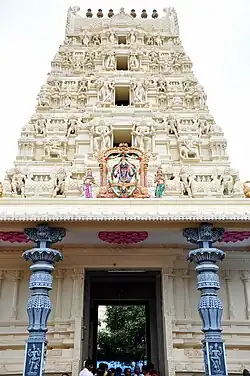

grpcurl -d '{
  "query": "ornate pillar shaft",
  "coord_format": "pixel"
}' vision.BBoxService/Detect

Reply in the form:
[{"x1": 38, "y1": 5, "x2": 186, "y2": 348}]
[
  {"x1": 183, "y1": 222, "x2": 228, "y2": 376},
  {"x1": 22, "y1": 224, "x2": 65, "y2": 376}
]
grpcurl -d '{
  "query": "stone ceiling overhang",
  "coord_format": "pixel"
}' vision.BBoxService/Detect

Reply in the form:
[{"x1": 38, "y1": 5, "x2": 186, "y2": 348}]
[{"x1": 0, "y1": 198, "x2": 250, "y2": 222}]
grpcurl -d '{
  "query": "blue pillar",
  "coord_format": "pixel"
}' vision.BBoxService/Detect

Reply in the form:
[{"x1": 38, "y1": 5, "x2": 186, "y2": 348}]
[
  {"x1": 22, "y1": 224, "x2": 66, "y2": 376},
  {"x1": 183, "y1": 222, "x2": 228, "y2": 376}
]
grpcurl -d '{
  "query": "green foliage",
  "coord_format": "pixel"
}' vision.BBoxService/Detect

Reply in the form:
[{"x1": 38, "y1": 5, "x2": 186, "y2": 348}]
[{"x1": 97, "y1": 305, "x2": 147, "y2": 362}]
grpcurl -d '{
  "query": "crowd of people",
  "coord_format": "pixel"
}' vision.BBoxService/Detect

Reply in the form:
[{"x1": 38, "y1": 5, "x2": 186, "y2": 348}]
[{"x1": 79, "y1": 360, "x2": 158, "y2": 376}]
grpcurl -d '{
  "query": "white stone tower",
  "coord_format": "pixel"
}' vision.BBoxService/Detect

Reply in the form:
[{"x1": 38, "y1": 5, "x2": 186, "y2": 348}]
[{"x1": 2, "y1": 6, "x2": 243, "y2": 199}]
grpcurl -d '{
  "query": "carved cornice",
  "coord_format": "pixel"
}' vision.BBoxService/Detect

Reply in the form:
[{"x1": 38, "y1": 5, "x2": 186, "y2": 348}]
[{"x1": 0, "y1": 197, "x2": 250, "y2": 222}]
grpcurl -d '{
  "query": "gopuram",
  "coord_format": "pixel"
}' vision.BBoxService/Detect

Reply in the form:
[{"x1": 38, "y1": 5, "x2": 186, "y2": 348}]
[{"x1": 0, "y1": 6, "x2": 250, "y2": 376}]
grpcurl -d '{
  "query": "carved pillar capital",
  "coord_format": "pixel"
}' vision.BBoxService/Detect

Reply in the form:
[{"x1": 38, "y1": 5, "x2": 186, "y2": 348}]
[
  {"x1": 24, "y1": 223, "x2": 66, "y2": 248},
  {"x1": 183, "y1": 222, "x2": 224, "y2": 248}
]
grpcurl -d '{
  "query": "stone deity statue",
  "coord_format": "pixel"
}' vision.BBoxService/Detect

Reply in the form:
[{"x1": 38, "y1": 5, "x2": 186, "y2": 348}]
[
  {"x1": 195, "y1": 114, "x2": 210, "y2": 137},
  {"x1": 109, "y1": 31, "x2": 117, "y2": 44},
  {"x1": 91, "y1": 121, "x2": 113, "y2": 152},
  {"x1": 66, "y1": 117, "x2": 78, "y2": 138},
  {"x1": 35, "y1": 117, "x2": 47, "y2": 136},
  {"x1": 52, "y1": 169, "x2": 66, "y2": 197},
  {"x1": 179, "y1": 139, "x2": 200, "y2": 159},
  {"x1": 129, "y1": 53, "x2": 140, "y2": 70},
  {"x1": 131, "y1": 81, "x2": 146, "y2": 104},
  {"x1": 127, "y1": 31, "x2": 136, "y2": 44},
  {"x1": 10, "y1": 168, "x2": 26, "y2": 196},
  {"x1": 165, "y1": 114, "x2": 179, "y2": 138},
  {"x1": 132, "y1": 119, "x2": 155, "y2": 153},
  {"x1": 98, "y1": 80, "x2": 115, "y2": 104},
  {"x1": 105, "y1": 52, "x2": 116, "y2": 70},
  {"x1": 221, "y1": 168, "x2": 234, "y2": 195},
  {"x1": 179, "y1": 167, "x2": 192, "y2": 197}
]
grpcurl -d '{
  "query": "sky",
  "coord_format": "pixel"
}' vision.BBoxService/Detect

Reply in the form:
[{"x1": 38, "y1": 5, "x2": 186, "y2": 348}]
[{"x1": 0, "y1": 0, "x2": 250, "y2": 180}]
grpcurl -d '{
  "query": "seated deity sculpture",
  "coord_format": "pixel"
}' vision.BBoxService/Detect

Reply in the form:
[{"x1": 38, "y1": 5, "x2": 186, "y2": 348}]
[{"x1": 97, "y1": 145, "x2": 149, "y2": 198}]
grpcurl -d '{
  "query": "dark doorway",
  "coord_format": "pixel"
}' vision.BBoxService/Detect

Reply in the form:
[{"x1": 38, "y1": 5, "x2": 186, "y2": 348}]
[{"x1": 82, "y1": 270, "x2": 165, "y2": 375}]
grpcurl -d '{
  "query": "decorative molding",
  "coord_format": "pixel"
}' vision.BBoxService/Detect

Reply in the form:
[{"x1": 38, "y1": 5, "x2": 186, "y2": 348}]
[
  {"x1": 98, "y1": 231, "x2": 148, "y2": 244},
  {"x1": 0, "y1": 198, "x2": 250, "y2": 221}
]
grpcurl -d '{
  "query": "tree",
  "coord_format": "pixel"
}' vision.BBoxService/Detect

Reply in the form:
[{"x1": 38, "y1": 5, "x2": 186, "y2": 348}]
[{"x1": 97, "y1": 305, "x2": 147, "y2": 362}]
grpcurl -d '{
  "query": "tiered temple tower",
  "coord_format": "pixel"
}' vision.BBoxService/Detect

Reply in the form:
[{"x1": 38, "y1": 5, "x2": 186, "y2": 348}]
[{"x1": 1, "y1": 6, "x2": 244, "y2": 199}]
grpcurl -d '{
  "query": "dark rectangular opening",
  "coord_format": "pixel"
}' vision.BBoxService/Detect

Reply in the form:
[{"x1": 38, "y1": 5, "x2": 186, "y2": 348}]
[
  {"x1": 115, "y1": 86, "x2": 130, "y2": 106},
  {"x1": 117, "y1": 55, "x2": 128, "y2": 70},
  {"x1": 118, "y1": 36, "x2": 127, "y2": 45},
  {"x1": 113, "y1": 130, "x2": 132, "y2": 147}
]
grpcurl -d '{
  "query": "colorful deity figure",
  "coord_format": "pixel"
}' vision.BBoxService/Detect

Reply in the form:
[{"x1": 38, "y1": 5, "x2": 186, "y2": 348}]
[
  {"x1": 110, "y1": 153, "x2": 138, "y2": 197},
  {"x1": 154, "y1": 167, "x2": 166, "y2": 198},
  {"x1": 83, "y1": 169, "x2": 95, "y2": 198}
]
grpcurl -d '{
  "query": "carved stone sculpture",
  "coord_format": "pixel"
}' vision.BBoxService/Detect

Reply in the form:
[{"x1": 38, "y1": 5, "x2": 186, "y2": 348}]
[
  {"x1": 52, "y1": 168, "x2": 66, "y2": 197},
  {"x1": 179, "y1": 167, "x2": 192, "y2": 197},
  {"x1": 91, "y1": 119, "x2": 113, "y2": 153},
  {"x1": 66, "y1": 117, "x2": 78, "y2": 138},
  {"x1": 82, "y1": 32, "x2": 90, "y2": 46},
  {"x1": 221, "y1": 168, "x2": 234, "y2": 195},
  {"x1": 44, "y1": 139, "x2": 63, "y2": 159},
  {"x1": 179, "y1": 139, "x2": 200, "y2": 159},
  {"x1": 105, "y1": 51, "x2": 116, "y2": 70},
  {"x1": 10, "y1": 168, "x2": 26, "y2": 197},
  {"x1": 97, "y1": 79, "x2": 115, "y2": 104},
  {"x1": 131, "y1": 81, "x2": 147, "y2": 105},
  {"x1": 127, "y1": 31, "x2": 136, "y2": 44},
  {"x1": 35, "y1": 117, "x2": 47, "y2": 136},
  {"x1": 129, "y1": 52, "x2": 140, "y2": 71},
  {"x1": 132, "y1": 119, "x2": 155, "y2": 153},
  {"x1": 77, "y1": 80, "x2": 88, "y2": 106},
  {"x1": 108, "y1": 31, "x2": 117, "y2": 44},
  {"x1": 195, "y1": 114, "x2": 211, "y2": 137},
  {"x1": 165, "y1": 114, "x2": 179, "y2": 138},
  {"x1": 37, "y1": 83, "x2": 51, "y2": 108}
]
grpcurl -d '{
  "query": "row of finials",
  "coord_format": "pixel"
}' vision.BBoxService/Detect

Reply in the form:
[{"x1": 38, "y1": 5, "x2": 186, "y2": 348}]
[{"x1": 85, "y1": 9, "x2": 160, "y2": 19}]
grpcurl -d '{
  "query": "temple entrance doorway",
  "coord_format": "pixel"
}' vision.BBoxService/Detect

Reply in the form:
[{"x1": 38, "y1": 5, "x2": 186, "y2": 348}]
[{"x1": 82, "y1": 270, "x2": 165, "y2": 375}]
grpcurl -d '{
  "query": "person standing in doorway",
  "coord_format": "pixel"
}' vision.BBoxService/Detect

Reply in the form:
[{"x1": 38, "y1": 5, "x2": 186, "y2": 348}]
[{"x1": 79, "y1": 359, "x2": 94, "y2": 376}]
